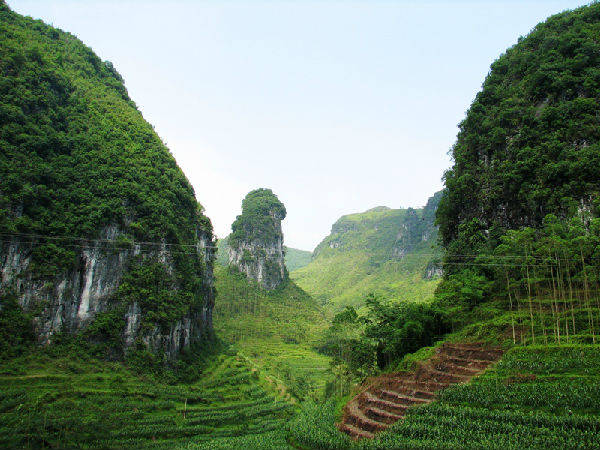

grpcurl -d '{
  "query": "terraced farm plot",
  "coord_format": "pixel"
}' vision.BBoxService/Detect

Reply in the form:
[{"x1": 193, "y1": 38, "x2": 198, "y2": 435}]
[
  {"x1": 338, "y1": 343, "x2": 503, "y2": 439},
  {"x1": 237, "y1": 338, "x2": 331, "y2": 399},
  {"x1": 0, "y1": 352, "x2": 296, "y2": 449},
  {"x1": 213, "y1": 265, "x2": 332, "y2": 400},
  {"x1": 288, "y1": 344, "x2": 600, "y2": 449}
]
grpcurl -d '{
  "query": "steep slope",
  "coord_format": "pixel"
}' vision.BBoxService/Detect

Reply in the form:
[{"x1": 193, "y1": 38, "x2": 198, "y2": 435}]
[
  {"x1": 228, "y1": 189, "x2": 287, "y2": 290},
  {"x1": 292, "y1": 192, "x2": 442, "y2": 311},
  {"x1": 216, "y1": 237, "x2": 311, "y2": 273},
  {"x1": 338, "y1": 343, "x2": 503, "y2": 439},
  {"x1": 437, "y1": 2, "x2": 600, "y2": 262},
  {"x1": 213, "y1": 265, "x2": 331, "y2": 400},
  {"x1": 0, "y1": 3, "x2": 214, "y2": 358}
]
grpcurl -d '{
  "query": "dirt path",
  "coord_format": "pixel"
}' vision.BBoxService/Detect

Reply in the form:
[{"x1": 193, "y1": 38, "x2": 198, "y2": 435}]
[{"x1": 337, "y1": 342, "x2": 503, "y2": 439}]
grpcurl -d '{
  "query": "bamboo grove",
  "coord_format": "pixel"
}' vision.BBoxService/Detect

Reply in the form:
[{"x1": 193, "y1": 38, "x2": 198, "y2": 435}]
[{"x1": 441, "y1": 214, "x2": 600, "y2": 345}]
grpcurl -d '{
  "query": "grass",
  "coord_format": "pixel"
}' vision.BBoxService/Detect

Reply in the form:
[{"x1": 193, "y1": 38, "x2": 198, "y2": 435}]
[
  {"x1": 0, "y1": 346, "x2": 296, "y2": 449},
  {"x1": 213, "y1": 265, "x2": 332, "y2": 400},
  {"x1": 292, "y1": 249, "x2": 440, "y2": 313}
]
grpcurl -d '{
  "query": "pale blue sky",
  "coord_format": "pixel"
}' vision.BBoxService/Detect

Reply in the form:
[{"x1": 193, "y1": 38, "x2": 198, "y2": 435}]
[{"x1": 9, "y1": 0, "x2": 591, "y2": 250}]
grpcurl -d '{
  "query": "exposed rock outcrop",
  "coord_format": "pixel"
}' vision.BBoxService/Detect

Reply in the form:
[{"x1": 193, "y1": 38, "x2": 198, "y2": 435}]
[
  {"x1": 424, "y1": 260, "x2": 443, "y2": 280},
  {"x1": 0, "y1": 225, "x2": 215, "y2": 359},
  {"x1": 228, "y1": 189, "x2": 287, "y2": 290}
]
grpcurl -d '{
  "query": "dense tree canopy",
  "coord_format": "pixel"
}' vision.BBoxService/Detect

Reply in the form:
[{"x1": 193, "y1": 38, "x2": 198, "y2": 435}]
[
  {"x1": 229, "y1": 188, "x2": 286, "y2": 247},
  {"x1": 0, "y1": 2, "x2": 212, "y2": 273},
  {"x1": 437, "y1": 3, "x2": 600, "y2": 263},
  {"x1": 0, "y1": 2, "x2": 213, "y2": 335}
]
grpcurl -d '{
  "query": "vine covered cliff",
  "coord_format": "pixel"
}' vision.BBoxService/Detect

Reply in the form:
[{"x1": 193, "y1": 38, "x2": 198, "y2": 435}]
[
  {"x1": 437, "y1": 3, "x2": 600, "y2": 263},
  {"x1": 228, "y1": 189, "x2": 287, "y2": 289},
  {"x1": 0, "y1": 3, "x2": 215, "y2": 359}
]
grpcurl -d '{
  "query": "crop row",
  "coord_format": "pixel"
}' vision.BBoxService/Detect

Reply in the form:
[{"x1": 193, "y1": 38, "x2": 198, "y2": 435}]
[
  {"x1": 491, "y1": 345, "x2": 600, "y2": 376},
  {"x1": 288, "y1": 397, "x2": 600, "y2": 450},
  {"x1": 185, "y1": 401, "x2": 291, "y2": 425},
  {"x1": 178, "y1": 395, "x2": 275, "y2": 413},
  {"x1": 440, "y1": 379, "x2": 600, "y2": 412}
]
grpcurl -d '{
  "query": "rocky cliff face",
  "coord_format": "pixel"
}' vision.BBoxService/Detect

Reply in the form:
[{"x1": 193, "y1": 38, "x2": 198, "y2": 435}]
[
  {"x1": 228, "y1": 189, "x2": 287, "y2": 290},
  {"x1": 1, "y1": 225, "x2": 215, "y2": 359},
  {"x1": 392, "y1": 191, "x2": 443, "y2": 260}
]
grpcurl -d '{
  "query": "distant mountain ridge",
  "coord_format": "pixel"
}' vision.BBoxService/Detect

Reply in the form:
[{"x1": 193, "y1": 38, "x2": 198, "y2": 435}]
[
  {"x1": 291, "y1": 192, "x2": 442, "y2": 311},
  {"x1": 313, "y1": 192, "x2": 441, "y2": 262}
]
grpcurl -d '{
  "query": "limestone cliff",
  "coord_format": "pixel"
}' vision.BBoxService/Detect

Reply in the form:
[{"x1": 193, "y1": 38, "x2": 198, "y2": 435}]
[
  {"x1": 228, "y1": 189, "x2": 287, "y2": 290},
  {"x1": 1, "y1": 224, "x2": 215, "y2": 360}
]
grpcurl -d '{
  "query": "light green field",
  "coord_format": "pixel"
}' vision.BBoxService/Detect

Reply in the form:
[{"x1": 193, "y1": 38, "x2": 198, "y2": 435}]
[
  {"x1": 0, "y1": 346, "x2": 296, "y2": 449},
  {"x1": 213, "y1": 265, "x2": 332, "y2": 400}
]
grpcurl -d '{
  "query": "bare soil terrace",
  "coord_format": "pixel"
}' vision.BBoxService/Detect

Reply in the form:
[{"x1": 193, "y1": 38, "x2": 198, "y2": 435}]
[{"x1": 337, "y1": 343, "x2": 503, "y2": 439}]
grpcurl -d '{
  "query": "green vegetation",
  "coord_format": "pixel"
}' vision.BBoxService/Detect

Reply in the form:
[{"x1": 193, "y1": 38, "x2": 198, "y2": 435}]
[
  {"x1": 5, "y1": 1, "x2": 600, "y2": 449},
  {"x1": 436, "y1": 214, "x2": 600, "y2": 345},
  {"x1": 283, "y1": 246, "x2": 312, "y2": 272},
  {"x1": 437, "y1": 2, "x2": 600, "y2": 270},
  {"x1": 0, "y1": 294, "x2": 35, "y2": 359},
  {"x1": 289, "y1": 344, "x2": 600, "y2": 449},
  {"x1": 0, "y1": 344, "x2": 296, "y2": 449},
  {"x1": 229, "y1": 189, "x2": 286, "y2": 247},
  {"x1": 319, "y1": 296, "x2": 448, "y2": 383},
  {"x1": 0, "y1": 2, "x2": 213, "y2": 337},
  {"x1": 213, "y1": 265, "x2": 331, "y2": 400},
  {"x1": 292, "y1": 194, "x2": 441, "y2": 312}
]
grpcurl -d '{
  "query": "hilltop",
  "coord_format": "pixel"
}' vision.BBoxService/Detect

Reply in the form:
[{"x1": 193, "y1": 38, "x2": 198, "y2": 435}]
[{"x1": 292, "y1": 192, "x2": 442, "y2": 311}]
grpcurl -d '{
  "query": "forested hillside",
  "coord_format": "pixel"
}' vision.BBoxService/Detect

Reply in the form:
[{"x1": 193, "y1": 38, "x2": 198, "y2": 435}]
[
  {"x1": 292, "y1": 192, "x2": 442, "y2": 311},
  {"x1": 435, "y1": 2, "x2": 600, "y2": 341},
  {"x1": 437, "y1": 3, "x2": 600, "y2": 265},
  {"x1": 0, "y1": 1, "x2": 214, "y2": 359}
]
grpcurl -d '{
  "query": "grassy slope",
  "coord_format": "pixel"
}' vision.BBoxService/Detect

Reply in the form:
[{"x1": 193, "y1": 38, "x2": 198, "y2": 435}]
[
  {"x1": 283, "y1": 247, "x2": 312, "y2": 272},
  {"x1": 213, "y1": 265, "x2": 331, "y2": 400},
  {"x1": 0, "y1": 347, "x2": 296, "y2": 449},
  {"x1": 291, "y1": 207, "x2": 440, "y2": 312}
]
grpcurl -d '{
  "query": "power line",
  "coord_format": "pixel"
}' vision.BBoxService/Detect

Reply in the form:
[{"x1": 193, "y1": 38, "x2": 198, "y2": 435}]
[
  {"x1": 1, "y1": 231, "x2": 598, "y2": 264},
  {"x1": 0, "y1": 231, "x2": 219, "y2": 249}
]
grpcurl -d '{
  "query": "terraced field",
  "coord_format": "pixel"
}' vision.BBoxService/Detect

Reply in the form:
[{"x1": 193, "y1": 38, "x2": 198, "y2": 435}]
[
  {"x1": 0, "y1": 351, "x2": 296, "y2": 449},
  {"x1": 288, "y1": 343, "x2": 600, "y2": 449},
  {"x1": 337, "y1": 343, "x2": 503, "y2": 439}
]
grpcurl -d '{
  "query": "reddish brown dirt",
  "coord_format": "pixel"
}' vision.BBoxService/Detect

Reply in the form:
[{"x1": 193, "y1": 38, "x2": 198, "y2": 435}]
[{"x1": 337, "y1": 342, "x2": 503, "y2": 439}]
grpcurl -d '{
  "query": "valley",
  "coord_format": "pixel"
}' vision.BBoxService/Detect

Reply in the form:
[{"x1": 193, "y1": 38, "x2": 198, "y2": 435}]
[{"x1": 2, "y1": 1, "x2": 600, "y2": 449}]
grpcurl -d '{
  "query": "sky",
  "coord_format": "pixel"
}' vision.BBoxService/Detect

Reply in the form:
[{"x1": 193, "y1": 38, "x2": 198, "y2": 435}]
[{"x1": 9, "y1": 0, "x2": 591, "y2": 250}]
